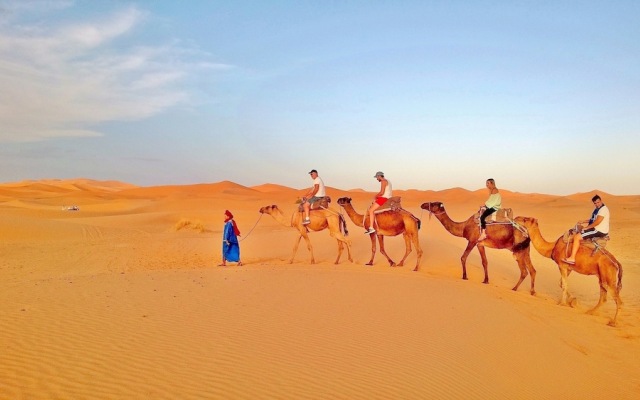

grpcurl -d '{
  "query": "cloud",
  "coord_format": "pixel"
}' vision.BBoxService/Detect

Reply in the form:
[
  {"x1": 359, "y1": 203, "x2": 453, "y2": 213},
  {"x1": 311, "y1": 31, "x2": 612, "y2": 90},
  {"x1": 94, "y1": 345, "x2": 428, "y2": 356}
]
[{"x1": 0, "y1": 3, "x2": 226, "y2": 142}]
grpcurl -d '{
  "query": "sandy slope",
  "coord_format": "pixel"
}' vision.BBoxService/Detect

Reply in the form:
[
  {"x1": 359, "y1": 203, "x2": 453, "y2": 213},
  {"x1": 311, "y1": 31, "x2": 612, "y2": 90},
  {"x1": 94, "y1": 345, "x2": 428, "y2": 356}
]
[{"x1": 0, "y1": 179, "x2": 639, "y2": 399}]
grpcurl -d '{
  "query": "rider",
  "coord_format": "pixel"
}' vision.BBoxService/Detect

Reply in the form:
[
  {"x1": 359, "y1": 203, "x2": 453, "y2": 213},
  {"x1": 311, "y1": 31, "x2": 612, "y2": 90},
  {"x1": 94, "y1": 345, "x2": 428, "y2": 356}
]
[
  {"x1": 563, "y1": 194, "x2": 610, "y2": 265},
  {"x1": 365, "y1": 171, "x2": 392, "y2": 234},
  {"x1": 302, "y1": 169, "x2": 326, "y2": 225},
  {"x1": 478, "y1": 178, "x2": 501, "y2": 241}
]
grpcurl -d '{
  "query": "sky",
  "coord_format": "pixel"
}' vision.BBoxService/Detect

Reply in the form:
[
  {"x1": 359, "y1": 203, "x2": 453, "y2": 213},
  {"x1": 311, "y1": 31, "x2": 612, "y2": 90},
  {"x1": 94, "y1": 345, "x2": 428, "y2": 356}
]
[{"x1": 0, "y1": 0, "x2": 639, "y2": 195}]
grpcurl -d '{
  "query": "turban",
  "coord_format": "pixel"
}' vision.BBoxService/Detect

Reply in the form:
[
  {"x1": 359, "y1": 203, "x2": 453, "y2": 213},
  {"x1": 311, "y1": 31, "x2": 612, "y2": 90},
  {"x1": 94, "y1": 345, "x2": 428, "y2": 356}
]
[{"x1": 225, "y1": 210, "x2": 240, "y2": 236}]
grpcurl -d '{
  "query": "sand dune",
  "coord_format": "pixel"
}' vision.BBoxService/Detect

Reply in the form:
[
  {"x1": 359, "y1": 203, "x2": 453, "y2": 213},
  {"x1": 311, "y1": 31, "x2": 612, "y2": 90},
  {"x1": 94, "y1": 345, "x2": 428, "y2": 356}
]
[{"x1": 1, "y1": 179, "x2": 639, "y2": 399}]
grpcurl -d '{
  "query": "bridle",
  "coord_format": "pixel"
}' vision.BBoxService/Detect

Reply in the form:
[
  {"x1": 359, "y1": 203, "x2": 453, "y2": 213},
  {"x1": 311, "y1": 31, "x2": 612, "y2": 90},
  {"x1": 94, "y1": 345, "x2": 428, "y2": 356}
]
[{"x1": 423, "y1": 202, "x2": 446, "y2": 218}]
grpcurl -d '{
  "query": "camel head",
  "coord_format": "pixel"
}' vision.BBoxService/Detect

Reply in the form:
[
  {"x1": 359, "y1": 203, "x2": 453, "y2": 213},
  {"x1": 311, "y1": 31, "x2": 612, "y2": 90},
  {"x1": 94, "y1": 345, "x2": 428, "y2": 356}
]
[
  {"x1": 336, "y1": 197, "x2": 352, "y2": 207},
  {"x1": 259, "y1": 205, "x2": 279, "y2": 214},
  {"x1": 420, "y1": 201, "x2": 445, "y2": 214},
  {"x1": 514, "y1": 217, "x2": 539, "y2": 237},
  {"x1": 514, "y1": 216, "x2": 538, "y2": 229}
]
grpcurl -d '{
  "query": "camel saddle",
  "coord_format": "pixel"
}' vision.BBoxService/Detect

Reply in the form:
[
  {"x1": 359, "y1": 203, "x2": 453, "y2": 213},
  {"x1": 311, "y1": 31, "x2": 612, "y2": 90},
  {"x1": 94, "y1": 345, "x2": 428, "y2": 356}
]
[
  {"x1": 563, "y1": 229, "x2": 610, "y2": 252},
  {"x1": 374, "y1": 196, "x2": 402, "y2": 213},
  {"x1": 297, "y1": 196, "x2": 331, "y2": 212},
  {"x1": 474, "y1": 208, "x2": 513, "y2": 225}
]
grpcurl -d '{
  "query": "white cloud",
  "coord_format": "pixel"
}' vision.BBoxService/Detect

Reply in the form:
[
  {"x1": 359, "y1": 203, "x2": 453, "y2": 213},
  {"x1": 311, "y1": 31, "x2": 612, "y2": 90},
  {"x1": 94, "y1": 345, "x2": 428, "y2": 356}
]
[
  {"x1": 61, "y1": 7, "x2": 141, "y2": 48},
  {"x1": 0, "y1": 3, "x2": 225, "y2": 142}
]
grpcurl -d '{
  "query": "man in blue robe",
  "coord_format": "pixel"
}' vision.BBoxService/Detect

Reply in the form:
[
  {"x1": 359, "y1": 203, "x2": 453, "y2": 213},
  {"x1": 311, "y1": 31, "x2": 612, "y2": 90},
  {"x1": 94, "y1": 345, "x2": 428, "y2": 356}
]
[{"x1": 220, "y1": 210, "x2": 242, "y2": 266}]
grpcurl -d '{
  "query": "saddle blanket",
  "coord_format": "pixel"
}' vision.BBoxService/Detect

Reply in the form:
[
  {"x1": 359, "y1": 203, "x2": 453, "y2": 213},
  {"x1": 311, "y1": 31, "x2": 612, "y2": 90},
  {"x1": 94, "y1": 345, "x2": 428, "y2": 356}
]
[
  {"x1": 298, "y1": 196, "x2": 331, "y2": 213},
  {"x1": 474, "y1": 208, "x2": 513, "y2": 224},
  {"x1": 563, "y1": 230, "x2": 610, "y2": 249}
]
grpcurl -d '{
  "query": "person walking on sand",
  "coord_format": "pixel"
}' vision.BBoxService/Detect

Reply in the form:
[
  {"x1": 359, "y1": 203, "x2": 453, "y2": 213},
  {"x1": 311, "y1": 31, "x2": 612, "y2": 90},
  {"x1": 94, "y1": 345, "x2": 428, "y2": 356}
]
[
  {"x1": 478, "y1": 178, "x2": 501, "y2": 241},
  {"x1": 563, "y1": 194, "x2": 610, "y2": 265},
  {"x1": 365, "y1": 171, "x2": 392, "y2": 234},
  {"x1": 302, "y1": 169, "x2": 326, "y2": 225},
  {"x1": 220, "y1": 210, "x2": 242, "y2": 266}
]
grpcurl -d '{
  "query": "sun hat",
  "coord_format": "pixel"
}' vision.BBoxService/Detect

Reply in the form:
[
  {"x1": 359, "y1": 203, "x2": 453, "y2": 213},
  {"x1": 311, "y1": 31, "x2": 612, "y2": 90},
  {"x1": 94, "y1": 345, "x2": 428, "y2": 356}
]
[{"x1": 374, "y1": 171, "x2": 384, "y2": 177}]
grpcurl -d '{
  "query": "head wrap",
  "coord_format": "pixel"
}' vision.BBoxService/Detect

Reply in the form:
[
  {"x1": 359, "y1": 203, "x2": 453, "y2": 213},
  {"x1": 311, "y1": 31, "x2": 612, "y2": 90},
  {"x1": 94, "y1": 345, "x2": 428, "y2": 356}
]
[{"x1": 224, "y1": 210, "x2": 240, "y2": 236}]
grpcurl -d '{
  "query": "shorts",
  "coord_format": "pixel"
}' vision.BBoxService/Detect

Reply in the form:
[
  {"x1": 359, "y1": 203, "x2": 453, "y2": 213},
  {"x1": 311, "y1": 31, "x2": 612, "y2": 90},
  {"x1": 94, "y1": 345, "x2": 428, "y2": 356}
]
[
  {"x1": 580, "y1": 228, "x2": 607, "y2": 240},
  {"x1": 308, "y1": 196, "x2": 322, "y2": 204},
  {"x1": 375, "y1": 197, "x2": 388, "y2": 206}
]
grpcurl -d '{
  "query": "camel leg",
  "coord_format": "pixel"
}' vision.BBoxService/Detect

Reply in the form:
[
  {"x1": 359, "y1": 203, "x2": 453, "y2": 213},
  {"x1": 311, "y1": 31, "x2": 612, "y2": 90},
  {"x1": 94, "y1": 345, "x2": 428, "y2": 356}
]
[
  {"x1": 460, "y1": 241, "x2": 476, "y2": 280},
  {"x1": 397, "y1": 233, "x2": 412, "y2": 267},
  {"x1": 476, "y1": 245, "x2": 489, "y2": 284},
  {"x1": 511, "y1": 250, "x2": 531, "y2": 293},
  {"x1": 599, "y1": 262, "x2": 623, "y2": 327},
  {"x1": 524, "y1": 251, "x2": 536, "y2": 295},
  {"x1": 344, "y1": 238, "x2": 353, "y2": 263},
  {"x1": 290, "y1": 235, "x2": 303, "y2": 264},
  {"x1": 558, "y1": 266, "x2": 570, "y2": 306},
  {"x1": 586, "y1": 280, "x2": 607, "y2": 316},
  {"x1": 511, "y1": 252, "x2": 528, "y2": 292},
  {"x1": 329, "y1": 232, "x2": 350, "y2": 264},
  {"x1": 557, "y1": 268, "x2": 576, "y2": 305},
  {"x1": 366, "y1": 234, "x2": 377, "y2": 265},
  {"x1": 327, "y1": 217, "x2": 353, "y2": 264},
  {"x1": 334, "y1": 240, "x2": 344, "y2": 264},
  {"x1": 378, "y1": 235, "x2": 396, "y2": 267},
  {"x1": 299, "y1": 232, "x2": 315, "y2": 264},
  {"x1": 412, "y1": 234, "x2": 423, "y2": 272},
  {"x1": 331, "y1": 236, "x2": 353, "y2": 264},
  {"x1": 609, "y1": 287, "x2": 622, "y2": 327}
]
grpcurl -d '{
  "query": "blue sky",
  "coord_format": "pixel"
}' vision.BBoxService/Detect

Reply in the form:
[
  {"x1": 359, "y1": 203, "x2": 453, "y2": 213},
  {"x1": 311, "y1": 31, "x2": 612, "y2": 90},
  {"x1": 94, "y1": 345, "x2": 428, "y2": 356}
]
[{"x1": 1, "y1": 1, "x2": 638, "y2": 195}]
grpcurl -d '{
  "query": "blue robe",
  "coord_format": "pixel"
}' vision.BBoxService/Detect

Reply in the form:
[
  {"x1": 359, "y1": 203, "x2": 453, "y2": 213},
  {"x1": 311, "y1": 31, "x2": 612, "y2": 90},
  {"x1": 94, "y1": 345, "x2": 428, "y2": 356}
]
[{"x1": 222, "y1": 221, "x2": 240, "y2": 262}]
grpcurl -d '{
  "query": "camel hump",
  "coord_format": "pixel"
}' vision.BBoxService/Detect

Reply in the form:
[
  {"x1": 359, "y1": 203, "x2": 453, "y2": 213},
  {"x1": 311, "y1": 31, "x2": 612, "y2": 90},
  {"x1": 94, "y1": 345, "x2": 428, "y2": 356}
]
[{"x1": 375, "y1": 196, "x2": 402, "y2": 213}]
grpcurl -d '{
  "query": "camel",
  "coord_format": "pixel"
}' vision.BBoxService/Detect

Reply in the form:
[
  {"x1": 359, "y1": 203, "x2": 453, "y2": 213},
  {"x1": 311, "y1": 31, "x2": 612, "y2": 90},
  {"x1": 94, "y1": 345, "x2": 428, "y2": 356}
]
[
  {"x1": 516, "y1": 216, "x2": 623, "y2": 326},
  {"x1": 259, "y1": 204, "x2": 352, "y2": 264},
  {"x1": 336, "y1": 197, "x2": 423, "y2": 271},
  {"x1": 420, "y1": 202, "x2": 536, "y2": 294}
]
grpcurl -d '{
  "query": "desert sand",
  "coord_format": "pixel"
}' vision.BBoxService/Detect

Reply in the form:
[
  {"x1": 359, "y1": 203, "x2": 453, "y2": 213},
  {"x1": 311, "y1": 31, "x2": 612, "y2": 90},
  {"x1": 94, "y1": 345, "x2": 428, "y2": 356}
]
[{"x1": 1, "y1": 179, "x2": 639, "y2": 399}]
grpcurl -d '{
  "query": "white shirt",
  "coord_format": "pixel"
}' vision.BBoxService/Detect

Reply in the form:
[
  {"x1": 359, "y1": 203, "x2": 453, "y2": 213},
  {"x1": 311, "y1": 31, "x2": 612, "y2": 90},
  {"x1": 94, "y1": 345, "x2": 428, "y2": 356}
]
[
  {"x1": 485, "y1": 193, "x2": 502, "y2": 209},
  {"x1": 313, "y1": 177, "x2": 326, "y2": 197},
  {"x1": 382, "y1": 179, "x2": 392, "y2": 198},
  {"x1": 594, "y1": 205, "x2": 610, "y2": 234}
]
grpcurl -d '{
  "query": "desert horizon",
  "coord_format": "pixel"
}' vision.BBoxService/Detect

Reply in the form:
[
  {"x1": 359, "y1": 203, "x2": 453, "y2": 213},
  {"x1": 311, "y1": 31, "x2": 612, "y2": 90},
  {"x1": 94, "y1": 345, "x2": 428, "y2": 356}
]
[
  {"x1": 1, "y1": 177, "x2": 639, "y2": 399},
  {"x1": 3, "y1": 177, "x2": 633, "y2": 197}
]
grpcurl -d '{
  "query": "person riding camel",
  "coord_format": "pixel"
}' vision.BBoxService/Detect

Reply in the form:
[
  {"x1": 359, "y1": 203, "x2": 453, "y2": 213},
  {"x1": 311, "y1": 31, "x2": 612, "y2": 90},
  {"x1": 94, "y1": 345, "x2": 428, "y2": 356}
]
[
  {"x1": 302, "y1": 169, "x2": 326, "y2": 225},
  {"x1": 478, "y1": 178, "x2": 501, "y2": 241},
  {"x1": 563, "y1": 194, "x2": 610, "y2": 265},
  {"x1": 365, "y1": 171, "x2": 392, "y2": 235}
]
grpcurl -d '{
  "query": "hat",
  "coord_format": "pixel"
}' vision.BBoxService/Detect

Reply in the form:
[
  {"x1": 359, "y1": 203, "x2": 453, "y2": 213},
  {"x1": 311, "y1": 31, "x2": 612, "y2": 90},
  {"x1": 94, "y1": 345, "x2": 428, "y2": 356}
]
[
  {"x1": 308, "y1": 169, "x2": 318, "y2": 174},
  {"x1": 374, "y1": 171, "x2": 384, "y2": 177},
  {"x1": 225, "y1": 210, "x2": 233, "y2": 218}
]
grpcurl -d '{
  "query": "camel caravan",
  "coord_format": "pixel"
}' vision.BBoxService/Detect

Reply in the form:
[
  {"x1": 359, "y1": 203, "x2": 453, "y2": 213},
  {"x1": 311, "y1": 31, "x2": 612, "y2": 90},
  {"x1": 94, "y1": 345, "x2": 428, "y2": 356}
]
[{"x1": 257, "y1": 173, "x2": 623, "y2": 326}]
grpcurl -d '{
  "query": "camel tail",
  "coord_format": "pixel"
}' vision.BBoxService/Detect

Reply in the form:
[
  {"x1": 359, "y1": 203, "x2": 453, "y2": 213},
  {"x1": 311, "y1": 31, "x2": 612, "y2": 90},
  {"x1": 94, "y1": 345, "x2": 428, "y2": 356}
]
[
  {"x1": 602, "y1": 248, "x2": 623, "y2": 293},
  {"x1": 616, "y1": 260, "x2": 622, "y2": 293},
  {"x1": 401, "y1": 209, "x2": 421, "y2": 230},
  {"x1": 340, "y1": 214, "x2": 349, "y2": 237},
  {"x1": 618, "y1": 262, "x2": 623, "y2": 293},
  {"x1": 512, "y1": 237, "x2": 531, "y2": 253}
]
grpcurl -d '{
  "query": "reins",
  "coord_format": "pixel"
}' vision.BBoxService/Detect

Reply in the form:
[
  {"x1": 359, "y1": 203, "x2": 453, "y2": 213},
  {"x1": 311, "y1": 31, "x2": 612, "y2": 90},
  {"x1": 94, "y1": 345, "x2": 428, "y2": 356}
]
[{"x1": 238, "y1": 213, "x2": 264, "y2": 242}]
